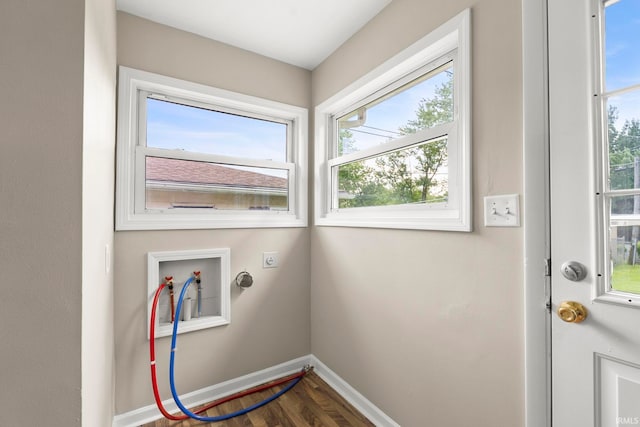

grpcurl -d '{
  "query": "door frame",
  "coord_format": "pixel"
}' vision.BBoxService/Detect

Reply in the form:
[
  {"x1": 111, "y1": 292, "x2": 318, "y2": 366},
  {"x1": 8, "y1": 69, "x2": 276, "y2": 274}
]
[{"x1": 523, "y1": 0, "x2": 552, "y2": 426}]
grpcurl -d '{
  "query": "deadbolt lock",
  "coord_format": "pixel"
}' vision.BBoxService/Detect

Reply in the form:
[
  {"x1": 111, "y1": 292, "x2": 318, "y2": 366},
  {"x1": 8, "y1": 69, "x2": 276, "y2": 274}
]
[
  {"x1": 560, "y1": 261, "x2": 587, "y2": 282},
  {"x1": 557, "y1": 301, "x2": 588, "y2": 323}
]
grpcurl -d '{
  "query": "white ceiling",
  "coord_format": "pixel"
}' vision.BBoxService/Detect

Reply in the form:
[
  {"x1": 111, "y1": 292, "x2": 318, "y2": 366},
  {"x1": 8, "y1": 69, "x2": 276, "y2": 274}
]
[{"x1": 116, "y1": 0, "x2": 392, "y2": 70}]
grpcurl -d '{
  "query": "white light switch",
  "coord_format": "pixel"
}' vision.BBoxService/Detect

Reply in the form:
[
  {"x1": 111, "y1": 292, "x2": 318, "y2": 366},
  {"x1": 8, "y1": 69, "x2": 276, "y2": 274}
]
[{"x1": 484, "y1": 194, "x2": 520, "y2": 227}]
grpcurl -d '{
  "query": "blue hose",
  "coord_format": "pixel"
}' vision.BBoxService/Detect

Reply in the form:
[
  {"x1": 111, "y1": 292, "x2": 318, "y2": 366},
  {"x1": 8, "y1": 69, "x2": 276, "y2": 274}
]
[{"x1": 169, "y1": 276, "x2": 303, "y2": 422}]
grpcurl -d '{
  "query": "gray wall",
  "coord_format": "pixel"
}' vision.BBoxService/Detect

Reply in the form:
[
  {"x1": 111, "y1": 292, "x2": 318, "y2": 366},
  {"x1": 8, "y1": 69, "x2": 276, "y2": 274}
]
[
  {"x1": 114, "y1": 12, "x2": 312, "y2": 413},
  {"x1": 0, "y1": 2, "x2": 525, "y2": 424},
  {"x1": 310, "y1": 0, "x2": 524, "y2": 426},
  {"x1": 0, "y1": 0, "x2": 85, "y2": 424}
]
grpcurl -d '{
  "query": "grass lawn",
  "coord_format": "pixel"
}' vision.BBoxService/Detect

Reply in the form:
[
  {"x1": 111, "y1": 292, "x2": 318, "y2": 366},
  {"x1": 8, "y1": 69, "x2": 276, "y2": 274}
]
[{"x1": 611, "y1": 264, "x2": 640, "y2": 294}]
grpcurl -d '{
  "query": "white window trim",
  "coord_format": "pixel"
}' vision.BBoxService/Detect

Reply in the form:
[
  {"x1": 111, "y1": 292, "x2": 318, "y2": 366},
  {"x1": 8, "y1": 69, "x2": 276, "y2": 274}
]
[
  {"x1": 116, "y1": 66, "x2": 308, "y2": 230},
  {"x1": 314, "y1": 9, "x2": 471, "y2": 231},
  {"x1": 592, "y1": 0, "x2": 640, "y2": 307}
]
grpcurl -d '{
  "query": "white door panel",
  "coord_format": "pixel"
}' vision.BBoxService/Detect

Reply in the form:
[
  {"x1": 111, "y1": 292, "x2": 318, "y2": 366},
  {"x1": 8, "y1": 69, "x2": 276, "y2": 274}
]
[{"x1": 549, "y1": 0, "x2": 640, "y2": 425}]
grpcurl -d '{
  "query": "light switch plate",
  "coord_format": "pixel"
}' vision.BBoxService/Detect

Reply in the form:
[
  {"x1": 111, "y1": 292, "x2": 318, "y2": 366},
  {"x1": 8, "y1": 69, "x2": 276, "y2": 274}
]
[{"x1": 484, "y1": 194, "x2": 520, "y2": 227}]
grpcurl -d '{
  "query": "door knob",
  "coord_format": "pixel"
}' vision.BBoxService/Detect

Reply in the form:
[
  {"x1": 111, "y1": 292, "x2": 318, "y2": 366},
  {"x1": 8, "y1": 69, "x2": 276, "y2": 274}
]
[
  {"x1": 557, "y1": 301, "x2": 588, "y2": 323},
  {"x1": 560, "y1": 261, "x2": 587, "y2": 281}
]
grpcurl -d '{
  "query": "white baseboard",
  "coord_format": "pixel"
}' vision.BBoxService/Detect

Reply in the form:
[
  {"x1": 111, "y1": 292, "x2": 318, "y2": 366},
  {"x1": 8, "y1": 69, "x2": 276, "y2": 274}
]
[
  {"x1": 309, "y1": 355, "x2": 400, "y2": 427},
  {"x1": 112, "y1": 354, "x2": 399, "y2": 427}
]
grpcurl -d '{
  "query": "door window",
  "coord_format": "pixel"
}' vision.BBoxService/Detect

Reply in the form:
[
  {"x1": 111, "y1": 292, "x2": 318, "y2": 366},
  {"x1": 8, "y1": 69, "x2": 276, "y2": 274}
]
[{"x1": 600, "y1": 0, "x2": 640, "y2": 295}]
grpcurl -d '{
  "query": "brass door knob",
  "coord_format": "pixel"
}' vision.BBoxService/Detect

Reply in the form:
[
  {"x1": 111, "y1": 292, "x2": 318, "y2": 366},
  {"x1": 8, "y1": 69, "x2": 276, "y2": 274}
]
[{"x1": 557, "y1": 301, "x2": 588, "y2": 323}]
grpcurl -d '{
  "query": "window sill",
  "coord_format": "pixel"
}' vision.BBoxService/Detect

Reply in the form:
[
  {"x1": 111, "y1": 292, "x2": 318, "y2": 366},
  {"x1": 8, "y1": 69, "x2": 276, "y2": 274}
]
[
  {"x1": 315, "y1": 209, "x2": 471, "y2": 231},
  {"x1": 116, "y1": 211, "x2": 307, "y2": 231}
]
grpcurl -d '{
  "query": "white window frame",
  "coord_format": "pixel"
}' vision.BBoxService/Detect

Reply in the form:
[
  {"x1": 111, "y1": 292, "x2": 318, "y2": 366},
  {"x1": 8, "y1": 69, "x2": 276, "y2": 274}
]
[
  {"x1": 116, "y1": 66, "x2": 308, "y2": 230},
  {"x1": 592, "y1": 0, "x2": 640, "y2": 307},
  {"x1": 314, "y1": 9, "x2": 471, "y2": 231}
]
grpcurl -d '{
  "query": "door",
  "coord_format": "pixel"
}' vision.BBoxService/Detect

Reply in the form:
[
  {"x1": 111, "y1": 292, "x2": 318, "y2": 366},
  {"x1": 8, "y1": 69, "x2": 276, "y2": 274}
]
[{"x1": 549, "y1": 0, "x2": 640, "y2": 426}]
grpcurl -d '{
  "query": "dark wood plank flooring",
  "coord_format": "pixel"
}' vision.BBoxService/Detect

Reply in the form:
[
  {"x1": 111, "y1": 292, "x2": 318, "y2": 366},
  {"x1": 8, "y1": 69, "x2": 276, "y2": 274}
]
[{"x1": 142, "y1": 371, "x2": 375, "y2": 427}]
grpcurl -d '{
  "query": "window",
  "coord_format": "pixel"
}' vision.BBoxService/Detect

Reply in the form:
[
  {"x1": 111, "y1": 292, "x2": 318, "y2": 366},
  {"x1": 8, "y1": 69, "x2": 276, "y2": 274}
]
[
  {"x1": 116, "y1": 67, "x2": 307, "y2": 230},
  {"x1": 595, "y1": 0, "x2": 640, "y2": 298},
  {"x1": 314, "y1": 9, "x2": 471, "y2": 231}
]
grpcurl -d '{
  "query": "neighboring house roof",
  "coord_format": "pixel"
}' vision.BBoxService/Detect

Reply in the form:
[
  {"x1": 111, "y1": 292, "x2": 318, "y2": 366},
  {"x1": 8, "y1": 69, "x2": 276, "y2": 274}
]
[{"x1": 146, "y1": 157, "x2": 287, "y2": 190}]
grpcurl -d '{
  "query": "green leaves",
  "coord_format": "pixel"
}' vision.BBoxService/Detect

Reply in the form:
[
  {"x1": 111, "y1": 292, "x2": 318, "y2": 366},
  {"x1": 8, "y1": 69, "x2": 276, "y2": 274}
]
[
  {"x1": 337, "y1": 73, "x2": 452, "y2": 208},
  {"x1": 609, "y1": 105, "x2": 640, "y2": 191}
]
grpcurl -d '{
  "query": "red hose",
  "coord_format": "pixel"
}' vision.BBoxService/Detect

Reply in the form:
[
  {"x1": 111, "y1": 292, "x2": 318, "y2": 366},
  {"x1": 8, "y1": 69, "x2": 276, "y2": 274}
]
[{"x1": 149, "y1": 284, "x2": 306, "y2": 421}]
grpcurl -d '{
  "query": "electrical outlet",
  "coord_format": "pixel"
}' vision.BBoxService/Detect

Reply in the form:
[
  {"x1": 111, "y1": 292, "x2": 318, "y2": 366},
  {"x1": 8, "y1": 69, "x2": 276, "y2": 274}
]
[{"x1": 263, "y1": 252, "x2": 279, "y2": 268}]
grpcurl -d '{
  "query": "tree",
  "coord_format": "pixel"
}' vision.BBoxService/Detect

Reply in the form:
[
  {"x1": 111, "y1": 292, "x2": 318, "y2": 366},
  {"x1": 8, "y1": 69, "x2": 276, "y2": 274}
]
[
  {"x1": 337, "y1": 73, "x2": 453, "y2": 207},
  {"x1": 607, "y1": 105, "x2": 640, "y2": 264},
  {"x1": 400, "y1": 71, "x2": 453, "y2": 132},
  {"x1": 374, "y1": 150, "x2": 417, "y2": 204},
  {"x1": 337, "y1": 129, "x2": 389, "y2": 208},
  {"x1": 374, "y1": 71, "x2": 452, "y2": 203},
  {"x1": 609, "y1": 106, "x2": 640, "y2": 191}
]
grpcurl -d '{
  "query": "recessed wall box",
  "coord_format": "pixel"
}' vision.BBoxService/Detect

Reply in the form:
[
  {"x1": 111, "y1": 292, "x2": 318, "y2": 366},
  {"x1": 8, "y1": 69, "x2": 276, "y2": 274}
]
[{"x1": 147, "y1": 248, "x2": 230, "y2": 339}]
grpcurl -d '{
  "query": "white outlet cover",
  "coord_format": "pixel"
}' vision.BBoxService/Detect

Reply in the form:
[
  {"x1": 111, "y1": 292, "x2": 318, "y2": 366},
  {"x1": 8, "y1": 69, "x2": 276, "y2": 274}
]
[
  {"x1": 263, "y1": 251, "x2": 279, "y2": 268},
  {"x1": 484, "y1": 194, "x2": 520, "y2": 227}
]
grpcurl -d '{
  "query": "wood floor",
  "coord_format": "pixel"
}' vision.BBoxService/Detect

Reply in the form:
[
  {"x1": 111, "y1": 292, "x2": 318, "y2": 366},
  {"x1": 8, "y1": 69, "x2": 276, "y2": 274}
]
[{"x1": 142, "y1": 371, "x2": 375, "y2": 427}]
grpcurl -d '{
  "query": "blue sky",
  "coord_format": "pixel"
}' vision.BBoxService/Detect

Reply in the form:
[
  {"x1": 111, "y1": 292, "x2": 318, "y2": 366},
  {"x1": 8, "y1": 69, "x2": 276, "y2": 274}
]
[
  {"x1": 605, "y1": 0, "x2": 640, "y2": 127},
  {"x1": 146, "y1": 66, "x2": 452, "y2": 163},
  {"x1": 339, "y1": 66, "x2": 451, "y2": 153},
  {"x1": 146, "y1": 98, "x2": 287, "y2": 163},
  {"x1": 146, "y1": 2, "x2": 639, "y2": 163},
  {"x1": 333, "y1": 67, "x2": 452, "y2": 196}
]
